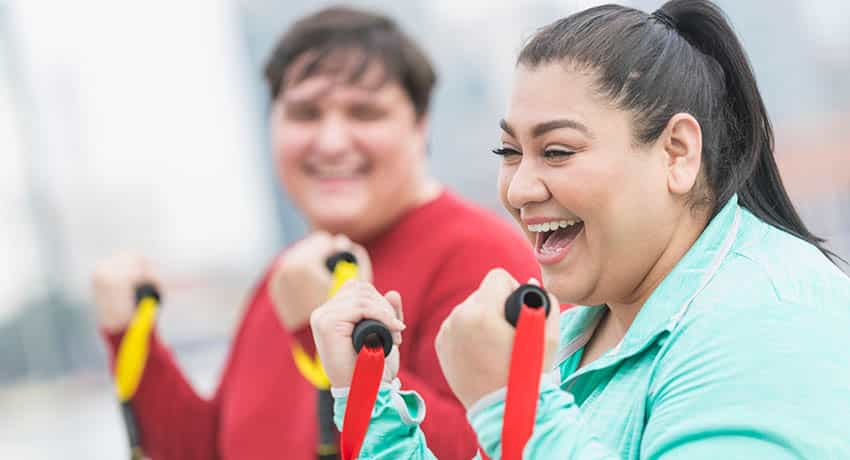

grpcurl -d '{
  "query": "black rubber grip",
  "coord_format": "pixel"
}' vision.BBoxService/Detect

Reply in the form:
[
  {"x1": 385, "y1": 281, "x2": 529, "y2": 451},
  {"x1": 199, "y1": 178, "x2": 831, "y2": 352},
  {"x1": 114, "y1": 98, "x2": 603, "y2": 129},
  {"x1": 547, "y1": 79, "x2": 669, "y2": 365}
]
[
  {"x1": 352, "y1": 319, "x2": 392, "y2": 356},
  {"x1": 504, "y1": 284, "x2": 551, "y2": 328},
  {"x1": 325, "y1": 251, "x2": 357, "y2": 273},
  {"x1": 121, "y1": 401, "x2": 142, "y2": 451},
  {"x1": 316, "y1": 389, "x2": 338, "y2": 458},
  {"x1": 134, "y1": 283, "x2": 161, "y2": 305}
]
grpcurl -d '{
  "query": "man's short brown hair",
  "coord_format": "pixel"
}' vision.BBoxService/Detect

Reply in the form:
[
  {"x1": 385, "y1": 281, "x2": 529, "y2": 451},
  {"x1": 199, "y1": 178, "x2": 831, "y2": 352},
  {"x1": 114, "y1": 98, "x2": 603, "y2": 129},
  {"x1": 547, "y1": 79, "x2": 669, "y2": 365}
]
[{"x1": 263, "y1": 6, "x2": 437, "y2": 118}]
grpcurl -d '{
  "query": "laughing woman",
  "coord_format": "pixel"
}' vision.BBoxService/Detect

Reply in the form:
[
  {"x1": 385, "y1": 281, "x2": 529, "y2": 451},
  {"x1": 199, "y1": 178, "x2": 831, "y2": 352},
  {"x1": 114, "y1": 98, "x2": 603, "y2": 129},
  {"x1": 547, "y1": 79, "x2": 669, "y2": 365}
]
[{"x1": 310, "y1": 0, "x2": 850, "y2": 458}]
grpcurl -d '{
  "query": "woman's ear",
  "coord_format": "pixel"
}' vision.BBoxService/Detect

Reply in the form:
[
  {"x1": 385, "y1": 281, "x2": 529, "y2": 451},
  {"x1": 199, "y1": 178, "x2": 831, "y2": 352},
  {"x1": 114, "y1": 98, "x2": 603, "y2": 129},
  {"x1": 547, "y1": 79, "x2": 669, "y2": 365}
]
[{"x1": 661, "y1": 113, "x2": 703, "y2": 196}]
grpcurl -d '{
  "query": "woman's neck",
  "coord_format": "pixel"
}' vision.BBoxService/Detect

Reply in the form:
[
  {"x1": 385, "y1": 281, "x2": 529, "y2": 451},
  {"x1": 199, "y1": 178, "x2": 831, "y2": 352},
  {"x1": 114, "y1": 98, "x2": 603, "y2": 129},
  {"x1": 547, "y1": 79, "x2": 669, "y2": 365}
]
[{"x1": 605, "y1": 206, "x2": 710, "y2": 340}]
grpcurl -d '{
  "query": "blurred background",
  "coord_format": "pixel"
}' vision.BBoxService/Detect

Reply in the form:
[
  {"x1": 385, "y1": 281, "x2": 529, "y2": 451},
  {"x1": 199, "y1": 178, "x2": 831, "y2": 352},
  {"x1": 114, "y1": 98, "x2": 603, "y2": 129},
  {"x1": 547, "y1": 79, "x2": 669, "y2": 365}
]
[{"x1": 0, "y1": 0, "x2": 847, "y2": 457}]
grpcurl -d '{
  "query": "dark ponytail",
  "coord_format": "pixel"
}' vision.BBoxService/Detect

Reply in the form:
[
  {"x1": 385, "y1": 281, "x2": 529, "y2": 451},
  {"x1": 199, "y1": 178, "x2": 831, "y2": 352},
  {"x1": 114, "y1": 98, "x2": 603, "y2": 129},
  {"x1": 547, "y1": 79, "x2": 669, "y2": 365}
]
[
  {"x1": 519, "y1": 0, "x2": 840, "y2": 264},
  {"x1": 657, "y1": 1, "x2": 837, "y2": 261}
]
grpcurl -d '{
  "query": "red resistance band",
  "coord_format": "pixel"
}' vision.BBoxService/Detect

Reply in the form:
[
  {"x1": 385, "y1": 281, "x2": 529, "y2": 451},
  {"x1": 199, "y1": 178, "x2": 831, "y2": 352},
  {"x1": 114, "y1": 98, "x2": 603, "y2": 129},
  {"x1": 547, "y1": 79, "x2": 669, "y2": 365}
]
[
  {"x1": 480, "y1": 302, "x2": 548, "y2": 460},
  {"x1": 341, "y1": 287, "x2": 547, "y2": 460},
  {"x1": 340, "y1": 345, "x2": 385, "y2": 460}
]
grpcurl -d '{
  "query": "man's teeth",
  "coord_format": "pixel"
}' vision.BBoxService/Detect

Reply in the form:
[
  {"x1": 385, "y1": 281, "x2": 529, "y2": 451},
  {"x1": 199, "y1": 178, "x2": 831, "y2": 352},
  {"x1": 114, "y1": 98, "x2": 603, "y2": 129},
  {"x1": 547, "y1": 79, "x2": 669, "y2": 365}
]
[
  {"x1": 316, "y1": 171, "x2": 356, "y2": 179},
  {"x1": 527, "y1": 219, "x2": 582, "y2": 233}
]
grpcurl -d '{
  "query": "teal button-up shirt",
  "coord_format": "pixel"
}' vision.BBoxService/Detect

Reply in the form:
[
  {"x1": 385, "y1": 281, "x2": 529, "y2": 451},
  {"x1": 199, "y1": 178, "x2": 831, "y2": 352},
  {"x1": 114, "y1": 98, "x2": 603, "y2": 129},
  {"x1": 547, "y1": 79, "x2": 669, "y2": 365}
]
[{"x1": 334, "y1": 195, "x2": 850, "y2": 459}]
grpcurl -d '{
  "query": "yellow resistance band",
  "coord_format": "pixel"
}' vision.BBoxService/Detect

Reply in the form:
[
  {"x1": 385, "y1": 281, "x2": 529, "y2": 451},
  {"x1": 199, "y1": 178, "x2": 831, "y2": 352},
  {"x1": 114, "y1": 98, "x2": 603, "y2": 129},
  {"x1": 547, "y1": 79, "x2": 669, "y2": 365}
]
[
  {"x1": 291, "y1": 260, "x2": 359, "y2": 389},
  {"x1": 115, "y1": 295, "x2": 159, "y2": 401}
]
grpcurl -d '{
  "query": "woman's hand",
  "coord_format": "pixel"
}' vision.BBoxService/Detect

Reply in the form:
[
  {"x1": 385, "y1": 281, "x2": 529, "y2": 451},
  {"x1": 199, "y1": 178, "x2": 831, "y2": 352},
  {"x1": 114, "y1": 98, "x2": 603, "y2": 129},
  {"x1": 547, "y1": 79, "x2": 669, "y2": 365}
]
[
  {"x1": 435, "y1": 269, "x2": 560, "y2": 408},
  {"x1": 310, "y1": 281, "x2": 405, "y2": 388}
]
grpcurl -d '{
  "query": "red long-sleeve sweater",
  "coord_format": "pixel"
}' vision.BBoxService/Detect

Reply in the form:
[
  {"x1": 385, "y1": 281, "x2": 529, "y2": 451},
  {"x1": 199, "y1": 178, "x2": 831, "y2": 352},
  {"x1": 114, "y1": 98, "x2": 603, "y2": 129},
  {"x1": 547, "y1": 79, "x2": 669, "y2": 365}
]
[{"x1": 104, "y1": 190, "x2": 540, "y2": 460}]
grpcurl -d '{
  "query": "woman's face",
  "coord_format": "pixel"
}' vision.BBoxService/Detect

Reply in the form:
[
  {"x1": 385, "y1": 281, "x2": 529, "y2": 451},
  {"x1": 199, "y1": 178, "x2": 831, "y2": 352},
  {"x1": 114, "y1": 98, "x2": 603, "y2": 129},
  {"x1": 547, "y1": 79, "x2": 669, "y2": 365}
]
[
  {"x1": 497, "y1": 63, "x2": 689, "y2": 306},
  {"x1": 270, "y1": 57, "x2": 428, "y2": 242}
]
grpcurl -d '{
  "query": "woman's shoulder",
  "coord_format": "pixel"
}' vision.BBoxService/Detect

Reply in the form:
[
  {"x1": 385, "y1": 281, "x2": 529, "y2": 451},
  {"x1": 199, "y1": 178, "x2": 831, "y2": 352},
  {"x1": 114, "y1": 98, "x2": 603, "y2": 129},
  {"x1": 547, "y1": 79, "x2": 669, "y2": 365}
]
[
  {"x1": 667, "y1": 240, "x2": 850, "y2": 373},
  {"x1": 653, "y1": 245, "x2": 850, "y2": 392},
  {"x1": 664, "y1": 210, "x2": 850, "y2": 362},
  {"x1": 713, "y1": 209, "x2": 850, "y2": 309},
  {"x1": 687, "y1": 254, "x2": 849, "y2": 331}
]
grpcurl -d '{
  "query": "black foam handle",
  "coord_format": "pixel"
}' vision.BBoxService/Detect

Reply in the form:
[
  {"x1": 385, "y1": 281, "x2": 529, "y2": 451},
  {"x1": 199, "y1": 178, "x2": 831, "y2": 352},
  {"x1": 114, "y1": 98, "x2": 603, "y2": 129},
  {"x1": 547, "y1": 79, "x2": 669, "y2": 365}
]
[
  {"x1": 121, "y1": 401, "x2": 142, "y2": 452},
  {"x1": 134, "y1": 283, "x2": 161, "y2": 305},
  {"x1": 325, "y1": 251, "x2": 357, "y2": 273},
  {"x1": 352, "y1": 319, "x2": 393, "y2": 357},
  {"x1": 504, "y1": 284, "x2": 551, "y2": 328}
]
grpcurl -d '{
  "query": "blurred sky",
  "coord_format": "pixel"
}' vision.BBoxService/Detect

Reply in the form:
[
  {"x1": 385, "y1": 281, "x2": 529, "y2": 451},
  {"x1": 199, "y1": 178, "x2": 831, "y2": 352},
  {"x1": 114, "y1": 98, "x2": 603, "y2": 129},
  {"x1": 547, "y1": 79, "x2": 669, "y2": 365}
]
[{"x1": 0, "y1": 0, "x2": 847, "y2": 457}]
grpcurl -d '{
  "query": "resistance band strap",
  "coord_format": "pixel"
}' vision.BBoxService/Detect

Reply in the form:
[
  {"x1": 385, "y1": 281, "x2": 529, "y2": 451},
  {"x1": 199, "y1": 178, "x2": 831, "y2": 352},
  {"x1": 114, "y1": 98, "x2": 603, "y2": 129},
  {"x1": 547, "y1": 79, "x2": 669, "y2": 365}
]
[
  {"x1": 115, "y1": 285, "x2": 161, "y2": 460},
  {"x1": 115, "y1": 296, "x2": 159, "y2": 401},
  {"x1": 291, "y1": 343, "x2": 331, "y2": 390},
  {"x1": 313, "y1": 257, "x2": 360, "y2": 459},
  {"x1": 340, "y1": 345, "x2": 386, "y2": 460},
  {"x1": 480, "y1": 304, "x2": 546, "y2": 460},
  {"x1": 328, "y1": 260, "x2": 358, "y2": 297}
]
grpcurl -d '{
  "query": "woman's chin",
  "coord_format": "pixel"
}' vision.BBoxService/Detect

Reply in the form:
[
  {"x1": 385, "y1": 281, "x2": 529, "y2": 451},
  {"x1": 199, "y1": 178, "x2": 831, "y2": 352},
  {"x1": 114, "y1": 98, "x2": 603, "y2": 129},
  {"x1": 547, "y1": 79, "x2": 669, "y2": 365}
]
[{"x1": 541, "y1": 276, "x2": 589, "y2": 307}]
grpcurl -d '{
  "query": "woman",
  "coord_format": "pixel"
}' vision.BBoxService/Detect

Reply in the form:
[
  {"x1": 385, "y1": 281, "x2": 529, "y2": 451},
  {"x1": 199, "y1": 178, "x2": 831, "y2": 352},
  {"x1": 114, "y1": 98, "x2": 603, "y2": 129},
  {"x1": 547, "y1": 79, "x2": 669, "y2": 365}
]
[
  {"x1": 91, "y1": 6, "x2": 539, "y2": 459},
  {"x1": 311, "y1": 1, "x2": 850, "y2": 458}
]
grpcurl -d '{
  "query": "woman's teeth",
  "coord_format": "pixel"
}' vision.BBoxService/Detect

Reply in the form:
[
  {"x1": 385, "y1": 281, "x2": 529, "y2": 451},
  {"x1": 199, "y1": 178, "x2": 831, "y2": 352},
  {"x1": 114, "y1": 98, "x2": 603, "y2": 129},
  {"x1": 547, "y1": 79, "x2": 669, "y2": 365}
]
[{"x1": 527, "y1": 219, "x2": 582, "y2": 233}]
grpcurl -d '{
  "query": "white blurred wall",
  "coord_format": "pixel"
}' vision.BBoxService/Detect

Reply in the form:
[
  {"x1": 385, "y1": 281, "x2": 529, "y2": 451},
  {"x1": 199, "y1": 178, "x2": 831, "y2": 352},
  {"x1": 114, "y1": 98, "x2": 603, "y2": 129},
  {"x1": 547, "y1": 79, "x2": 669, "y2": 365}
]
[{"x1": 3, "y1": 0, "x2": 280, "y2": 324}]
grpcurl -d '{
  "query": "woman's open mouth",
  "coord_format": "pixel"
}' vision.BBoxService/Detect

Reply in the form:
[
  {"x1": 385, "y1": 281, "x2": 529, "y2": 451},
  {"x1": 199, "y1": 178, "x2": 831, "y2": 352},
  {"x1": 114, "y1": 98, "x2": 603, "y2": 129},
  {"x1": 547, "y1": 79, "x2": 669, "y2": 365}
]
[{"x1": 528, "y1": 218, "x2": 584, "y2": 265}]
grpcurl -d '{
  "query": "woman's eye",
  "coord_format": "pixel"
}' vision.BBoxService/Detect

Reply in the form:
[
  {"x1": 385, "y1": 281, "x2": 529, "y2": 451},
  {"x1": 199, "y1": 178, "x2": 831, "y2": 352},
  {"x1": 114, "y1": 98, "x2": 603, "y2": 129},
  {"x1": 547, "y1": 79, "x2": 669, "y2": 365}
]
[
  {"x1": 491, "y1": 147, "x2": 521, "y2": 157},
  {"x1": 543, "y1": 149, "x2": 576, "y2": 158},
  {"x1": 491, "y1": 147, "x2": 522, "y2": 165}
]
